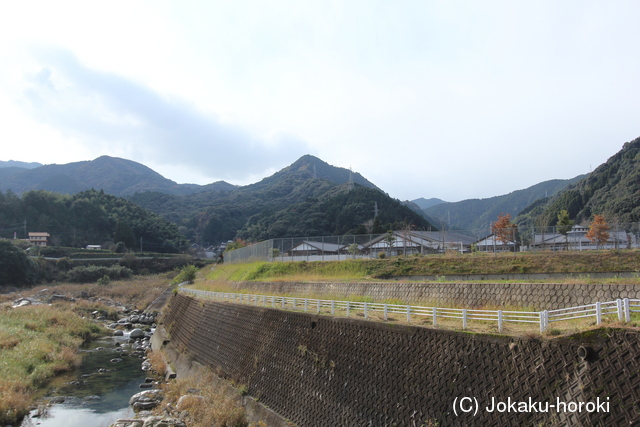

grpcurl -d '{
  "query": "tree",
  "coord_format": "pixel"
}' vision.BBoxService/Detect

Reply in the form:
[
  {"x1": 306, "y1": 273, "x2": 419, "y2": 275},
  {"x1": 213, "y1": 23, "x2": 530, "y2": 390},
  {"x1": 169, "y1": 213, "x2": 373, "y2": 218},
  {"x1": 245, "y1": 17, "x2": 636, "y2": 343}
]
[
  {"x1": 556, "y1": 210, "x2": 574, "y2": 250},
  {"x1": 0, "y1": 241, "x2": 33, "y2": 286},
  {"x1": 383, "y1": 231, "x2": 396, "y2": 256},
  {"x1": 347, "y1": 243, "x2": 359, "y2": 258},
  {"x1": 491, "y1": 213, "x2": 517, "y2": 252},
  {"x1": 114, "y1": 220, "x2": 136, "y2": 250},
  {"x1": 586, "y1": 215, "x2": 610, "y2": 249}
]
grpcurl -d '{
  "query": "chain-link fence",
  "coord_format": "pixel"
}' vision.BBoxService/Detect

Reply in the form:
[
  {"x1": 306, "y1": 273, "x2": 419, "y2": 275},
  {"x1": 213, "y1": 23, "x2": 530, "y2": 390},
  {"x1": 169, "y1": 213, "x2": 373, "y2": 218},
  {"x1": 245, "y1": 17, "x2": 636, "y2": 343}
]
[{"x1": 224, "y1": 222, "x2": 640, "y2": 264}]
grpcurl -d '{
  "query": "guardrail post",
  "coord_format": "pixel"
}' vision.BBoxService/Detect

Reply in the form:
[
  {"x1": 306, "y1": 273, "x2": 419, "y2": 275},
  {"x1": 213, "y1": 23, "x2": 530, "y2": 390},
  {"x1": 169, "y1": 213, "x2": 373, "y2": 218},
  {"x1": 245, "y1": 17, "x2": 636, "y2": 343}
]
[
  {"x1": 384, "y1": 304, "x2": 388, "y2": 321},
  {"x1": 462, "y1": 309, "x2": 467, "y2": 330},
  {"x1": 595, "y1": 302, "x2": 602, "y2": 325},
  {"x1": 281, "y1": 298, "x2": 285, "y2": 309},
  {"x1": 346, "y1": 302, "x2": 350, "y2": 317},
  {"x1": 406, "y1": 306, "x2": 411, "y2": 323},
  {"x1": 364, "y1": 302, "x2": 368, "y2": 319},
  {"x1": 433, "y1": 307, "x2": 437, "y2": 327},
  {"x1": 331, "y1": 300, "x2": 335, "y2": 316},
  {"x1": 262, "y1": 295, "x2": 266, "y2": 307},
  {"x1": 304, "y1": 298, "x2": 309, "y2": 313},
  {"x1": 540, "y1": 310, "x2": 548, "y2": 333},
  {"x1": 617, "y1": 299, "x2": 624, "y2": 322},
  {"x1": 317, "y1": 300, "x2": 321, "y2": 314},
  {"x1": 624, "y1": 298, "x2": 631, "y2": 323},
  {"x1": 498, "y1": 310, "x2": 503, "y2": 333},
  {"x1": 293, "y1": 298, "x2": 297, "y2": 310}
]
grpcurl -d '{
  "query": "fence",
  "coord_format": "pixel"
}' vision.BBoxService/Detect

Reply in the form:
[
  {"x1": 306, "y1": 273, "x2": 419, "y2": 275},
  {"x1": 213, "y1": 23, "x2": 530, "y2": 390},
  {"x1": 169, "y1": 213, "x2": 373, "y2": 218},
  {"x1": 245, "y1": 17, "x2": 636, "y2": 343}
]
[
  {"x1": 223, "y1": 222, "x2": 640, "y2": 264},
  {"x1": 180, "y1": 287, "x2": 639, "y2": 333}
]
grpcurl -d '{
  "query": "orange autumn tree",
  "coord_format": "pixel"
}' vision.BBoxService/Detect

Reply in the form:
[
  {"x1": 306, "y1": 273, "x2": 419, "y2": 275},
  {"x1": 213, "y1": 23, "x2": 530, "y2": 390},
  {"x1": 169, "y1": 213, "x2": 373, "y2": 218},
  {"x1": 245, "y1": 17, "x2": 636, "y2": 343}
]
[
  {"x1": 586, "y1": 215, "x2": 610, "y2": 249},
  {"x1": 491, "y1": 213, "x2": 517, "y2": 252}
]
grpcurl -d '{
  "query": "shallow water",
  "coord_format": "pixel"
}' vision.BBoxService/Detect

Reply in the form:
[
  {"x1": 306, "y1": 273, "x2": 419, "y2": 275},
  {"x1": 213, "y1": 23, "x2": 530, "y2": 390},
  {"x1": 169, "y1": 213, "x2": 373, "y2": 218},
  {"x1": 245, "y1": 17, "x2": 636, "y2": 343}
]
[{"x1": 21, "y1": 334, "x2": 151, "y2": 427}]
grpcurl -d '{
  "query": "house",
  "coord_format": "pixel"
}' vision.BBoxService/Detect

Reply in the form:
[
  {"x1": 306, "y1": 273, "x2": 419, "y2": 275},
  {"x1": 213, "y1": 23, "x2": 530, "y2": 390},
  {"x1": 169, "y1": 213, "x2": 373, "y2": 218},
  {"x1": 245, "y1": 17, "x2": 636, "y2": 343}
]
[
  {"x1": 28, "y1": 232, "x2": 50, "y2": 247},
  {"x1": 287, "y1": 240, "x2": 348, "y2": 256},
  {"x1": 362, "y1": 230, "x2": 477, "y2": 256},
  {"x1": 530, "y1": 225, "x2": 635, "y2": 251},
  {"x1": 86, "y1": 245, "x2": 102, "y2": 250},
  {"x1": 474, "y1": 234, "x2": 518, "y2": 253}
]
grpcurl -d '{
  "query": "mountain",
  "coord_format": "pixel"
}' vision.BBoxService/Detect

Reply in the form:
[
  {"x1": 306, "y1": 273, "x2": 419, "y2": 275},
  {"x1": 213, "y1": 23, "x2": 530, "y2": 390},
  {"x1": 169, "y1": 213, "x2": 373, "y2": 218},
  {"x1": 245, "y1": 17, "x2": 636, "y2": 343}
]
[
  {"x1": 130, "y1": 155, "x2": 434, "y2": 244},
  {"x1": 422, "y1": 176, "x2": 585, "y2": 232},
  {"x1": 0, "y1": 160, "x2": 42, "y2": 169},
  {"x1": 516, "y1": 136, "x2": 640, "y2": 227},
  {"x1": 411, "y1": 197, "x2": 447, "y2": 210},
  {"x1": 0, "y1": 156, "x2": 236, "y2": 196}
]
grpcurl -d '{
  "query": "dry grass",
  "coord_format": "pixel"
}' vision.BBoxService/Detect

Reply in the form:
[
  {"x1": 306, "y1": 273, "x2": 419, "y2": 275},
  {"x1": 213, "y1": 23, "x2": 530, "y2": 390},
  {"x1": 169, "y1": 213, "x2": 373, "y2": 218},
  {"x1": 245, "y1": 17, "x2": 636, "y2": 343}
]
[
  {"x1": 147, "y1": 350, "x2": 168, "y2": 378},
  {"x1": 154, "y1": 371, "x2": 249, "y2": 427}
]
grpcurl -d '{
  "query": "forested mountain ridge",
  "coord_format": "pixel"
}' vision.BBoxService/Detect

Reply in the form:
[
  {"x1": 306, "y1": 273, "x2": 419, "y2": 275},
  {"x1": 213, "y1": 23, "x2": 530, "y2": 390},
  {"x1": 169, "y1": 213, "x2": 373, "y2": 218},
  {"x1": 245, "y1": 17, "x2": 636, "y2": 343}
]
[
  {"x1": 411, "y1": 197, "x2": 447, "y2": 210},
  {"x1": 0, "y1": 189, "x2": 187, "y2": 251},
  {"x1": 516, "y1": 136, "x2": 640, "y2": 227},
  {"x1": 0, "y1": 155, "x2": 236, "y2": 196},
  {"x1": 130, "y1": 155, "x2": 433, "y2": 244},
  {"x1": 422, "y1": 175, "x2": 585, "y2": 231}
]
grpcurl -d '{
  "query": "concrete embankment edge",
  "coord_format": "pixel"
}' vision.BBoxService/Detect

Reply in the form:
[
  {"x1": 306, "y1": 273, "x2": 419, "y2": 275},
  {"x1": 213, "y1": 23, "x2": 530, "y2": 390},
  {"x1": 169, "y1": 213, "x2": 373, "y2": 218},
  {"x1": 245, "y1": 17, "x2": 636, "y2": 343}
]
[
  {"x1": 159, "y1": 293, "x2": 640, "y2": 426},
  {"x1": 151, "y1": 324, "x2": 292, "y2": 427}
]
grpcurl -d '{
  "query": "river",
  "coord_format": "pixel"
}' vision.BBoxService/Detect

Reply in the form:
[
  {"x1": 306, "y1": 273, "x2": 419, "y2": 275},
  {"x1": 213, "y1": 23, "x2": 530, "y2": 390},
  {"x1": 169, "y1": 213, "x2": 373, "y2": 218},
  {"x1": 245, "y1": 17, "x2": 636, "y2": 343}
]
[{"x1": 21, "y1": 332, "x2": 152, "y2": 427}]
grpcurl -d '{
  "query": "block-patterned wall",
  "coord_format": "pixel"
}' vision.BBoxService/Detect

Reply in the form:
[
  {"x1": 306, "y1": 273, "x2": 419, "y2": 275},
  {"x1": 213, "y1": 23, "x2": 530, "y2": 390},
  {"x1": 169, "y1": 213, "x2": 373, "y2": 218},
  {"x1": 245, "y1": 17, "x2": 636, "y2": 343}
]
[
  {"x1": 228, "y1": 281, "x2": 640, "y2": 310},
  {"x1": 163, "y1": 293, "x2": 640, "y2": 426}
]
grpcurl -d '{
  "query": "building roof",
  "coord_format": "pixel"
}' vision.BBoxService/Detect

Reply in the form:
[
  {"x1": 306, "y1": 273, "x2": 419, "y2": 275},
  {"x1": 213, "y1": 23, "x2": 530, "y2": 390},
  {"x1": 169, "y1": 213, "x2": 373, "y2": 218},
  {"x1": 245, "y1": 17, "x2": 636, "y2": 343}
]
[{"x1": 290, "y1": 241, "x2": 346, "y2": 253}]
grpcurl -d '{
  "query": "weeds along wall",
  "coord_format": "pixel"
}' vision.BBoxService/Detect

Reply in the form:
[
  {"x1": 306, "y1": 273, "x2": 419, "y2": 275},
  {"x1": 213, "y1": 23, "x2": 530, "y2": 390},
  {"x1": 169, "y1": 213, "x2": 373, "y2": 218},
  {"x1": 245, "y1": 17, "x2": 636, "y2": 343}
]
[
  {"x1": 163, "y1": 293, "x2": 640, "y2": 427},
  {"x1": 227, "y1": 281, "x2": 640, "y2": 310}
]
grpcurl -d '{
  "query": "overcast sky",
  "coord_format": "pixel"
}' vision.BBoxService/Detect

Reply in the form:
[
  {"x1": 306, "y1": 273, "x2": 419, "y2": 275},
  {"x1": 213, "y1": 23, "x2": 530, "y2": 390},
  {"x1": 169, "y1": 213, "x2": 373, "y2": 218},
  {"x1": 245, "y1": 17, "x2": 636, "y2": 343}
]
[{"x1": 1, "y1": 1, "x2": 639, "y2": 202}]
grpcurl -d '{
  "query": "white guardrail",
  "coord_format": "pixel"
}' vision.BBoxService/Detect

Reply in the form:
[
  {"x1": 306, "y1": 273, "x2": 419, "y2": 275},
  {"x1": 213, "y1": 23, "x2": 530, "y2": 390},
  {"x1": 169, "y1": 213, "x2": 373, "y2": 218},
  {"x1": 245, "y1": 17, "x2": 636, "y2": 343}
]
[{"x1": 179, "y1": 288, "x2": 639, "y2": 333}]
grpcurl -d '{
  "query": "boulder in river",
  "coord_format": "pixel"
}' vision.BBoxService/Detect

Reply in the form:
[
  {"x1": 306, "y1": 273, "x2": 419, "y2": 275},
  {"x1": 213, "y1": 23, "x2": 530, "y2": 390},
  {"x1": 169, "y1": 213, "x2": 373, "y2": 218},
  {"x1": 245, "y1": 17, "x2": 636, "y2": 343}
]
[{"x1": 130, "y1": 328, "x2": 145, "y2": 339}]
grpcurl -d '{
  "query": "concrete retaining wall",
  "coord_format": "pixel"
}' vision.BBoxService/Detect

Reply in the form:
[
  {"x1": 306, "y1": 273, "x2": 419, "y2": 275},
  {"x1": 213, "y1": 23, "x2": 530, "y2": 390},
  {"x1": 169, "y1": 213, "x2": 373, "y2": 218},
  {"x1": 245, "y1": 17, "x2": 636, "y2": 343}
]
[
  {"x1": 227, "y1": 281, "x2": 640, "y2": 310},
  {"x1": 162, "y1": 293, "x2": 640, "y2": 426}
]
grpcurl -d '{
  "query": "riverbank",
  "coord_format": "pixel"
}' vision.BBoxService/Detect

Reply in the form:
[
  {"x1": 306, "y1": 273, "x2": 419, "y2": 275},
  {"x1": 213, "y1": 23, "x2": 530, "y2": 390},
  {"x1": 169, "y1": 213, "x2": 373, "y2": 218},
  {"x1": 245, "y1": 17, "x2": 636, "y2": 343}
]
[{"x1": 0, "y1": 274, "x2": 171, "y2": 425}]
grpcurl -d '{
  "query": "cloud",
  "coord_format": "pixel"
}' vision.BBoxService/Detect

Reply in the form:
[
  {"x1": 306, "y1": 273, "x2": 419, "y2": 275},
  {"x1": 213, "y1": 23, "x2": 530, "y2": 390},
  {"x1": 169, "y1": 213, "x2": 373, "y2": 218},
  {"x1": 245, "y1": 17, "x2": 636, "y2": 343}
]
[{"x1": 21, "y1": 46, "x2": 311, "y2": 181}]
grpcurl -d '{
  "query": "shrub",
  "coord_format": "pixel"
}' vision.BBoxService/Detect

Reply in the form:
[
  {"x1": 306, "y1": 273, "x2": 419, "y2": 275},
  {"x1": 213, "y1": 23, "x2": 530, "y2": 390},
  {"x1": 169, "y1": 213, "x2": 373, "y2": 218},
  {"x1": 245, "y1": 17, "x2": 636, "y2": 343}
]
[
  {"x1": 171, "y1": 264, "x2": 199, "y2": 285},
  {"x1": 0, "y1": 241, "x2": 33, "y2": 287},
  {"x1": 65, "y1": 265, "x2": 133, "y2": 283}
]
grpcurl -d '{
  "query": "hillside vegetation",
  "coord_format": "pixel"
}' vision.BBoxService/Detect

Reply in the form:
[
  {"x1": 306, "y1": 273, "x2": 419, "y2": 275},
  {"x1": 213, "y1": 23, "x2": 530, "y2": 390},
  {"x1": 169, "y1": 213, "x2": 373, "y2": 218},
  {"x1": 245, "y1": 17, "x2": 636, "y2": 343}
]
[
  {"x1": 423, "y1": 176, "x2": 584, "y2": 231},
  {"x1": 518, "y1": 136, "x2": 640, "y2": 228},
  {"x1": 0, "y1": 189, "x2": 187, "y2": 251},
  {"x1": 131, "y1": 155, "x2": 434, "y2": 244}
]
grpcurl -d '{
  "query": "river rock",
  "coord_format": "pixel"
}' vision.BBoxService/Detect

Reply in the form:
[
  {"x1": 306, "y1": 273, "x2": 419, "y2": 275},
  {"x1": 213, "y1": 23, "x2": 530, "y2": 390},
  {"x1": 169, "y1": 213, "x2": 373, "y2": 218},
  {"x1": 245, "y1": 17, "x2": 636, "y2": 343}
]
[
  {"x1": 176, "y1": 394, "x2": 205, "y2": 411},
  {"x1": 114, "y1": 330, "x2": 124, "y2": 336},
  {"x1": 108, "y1": 419, "x2": 143, "y2": 427},
  {"x1": 142, "y1": 416, "x2": 186, "y2": 427},
  {"x1": 130, "y1": 329, "x2": 145, "y2": 339},
  {"x1": 129, "y1": 389, "x2": 163, "y2": 412}
]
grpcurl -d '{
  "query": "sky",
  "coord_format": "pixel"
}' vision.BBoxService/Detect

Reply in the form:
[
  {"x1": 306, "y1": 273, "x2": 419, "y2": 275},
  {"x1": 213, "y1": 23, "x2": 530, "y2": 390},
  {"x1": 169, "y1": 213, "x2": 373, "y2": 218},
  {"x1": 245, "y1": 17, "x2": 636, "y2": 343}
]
[{"x1": 1, "y1": 1, "x2": 639, "y2": 202}]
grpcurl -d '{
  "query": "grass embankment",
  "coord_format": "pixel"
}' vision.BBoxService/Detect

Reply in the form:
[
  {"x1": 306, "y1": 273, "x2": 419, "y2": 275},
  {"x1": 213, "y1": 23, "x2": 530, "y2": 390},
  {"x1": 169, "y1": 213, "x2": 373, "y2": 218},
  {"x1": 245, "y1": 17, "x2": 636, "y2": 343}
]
[
  {"x1": 0, "y1": 273, "x2": 172, "y2": 424},
  {"x1": 204, "y1": 251, "x2": 640, "y2": 284}
]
